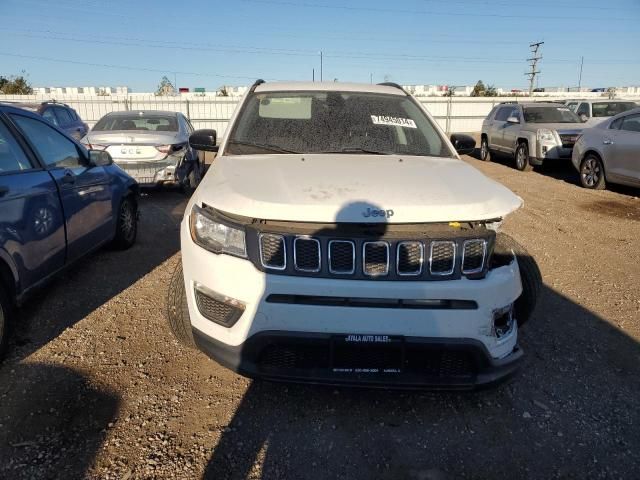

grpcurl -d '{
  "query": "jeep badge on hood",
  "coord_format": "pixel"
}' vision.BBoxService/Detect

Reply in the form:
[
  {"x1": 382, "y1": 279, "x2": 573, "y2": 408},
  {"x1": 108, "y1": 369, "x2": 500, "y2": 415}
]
[{"x1": 362, "y1": 208, "x2": 394, "y2": 218}]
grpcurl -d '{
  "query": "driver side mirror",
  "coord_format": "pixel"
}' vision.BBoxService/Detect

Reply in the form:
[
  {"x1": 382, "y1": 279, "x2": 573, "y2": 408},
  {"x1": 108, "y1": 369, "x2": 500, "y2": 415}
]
[
  {"x1": 506, "y1": 116, "x2": 520, "y2": 124},
  {"x1": 189, "y1": 129, "x2": 218, "y2": 152},
  {"x1": 580, "y1": 114, "x2": 589, "y2": 123},
  {"x1": 450, "y1": 133, "x2": 476, "y2": 156},
  {"x1": 88, "y1": 149, "x2": 113, "y2": 167}
]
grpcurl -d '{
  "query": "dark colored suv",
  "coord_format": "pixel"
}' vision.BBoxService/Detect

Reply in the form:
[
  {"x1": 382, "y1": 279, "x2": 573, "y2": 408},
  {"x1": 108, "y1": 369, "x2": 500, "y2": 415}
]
[
  {"x1": 0, "y1": 104, "x2": 139, "y2": 358},
  {"x1": 0, "y1": 101, "x2": 89, "y2": 140}
]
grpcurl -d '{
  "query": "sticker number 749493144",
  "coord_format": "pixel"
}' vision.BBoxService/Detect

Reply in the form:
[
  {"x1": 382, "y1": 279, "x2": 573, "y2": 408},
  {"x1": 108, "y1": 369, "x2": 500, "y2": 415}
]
[{"x1": 371, "y1": 115, "x2": 417, "y2": 128}]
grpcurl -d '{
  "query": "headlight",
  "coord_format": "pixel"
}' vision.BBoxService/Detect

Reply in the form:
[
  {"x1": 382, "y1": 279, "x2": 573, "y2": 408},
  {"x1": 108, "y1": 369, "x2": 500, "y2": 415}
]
[
  {"x1": 189, "y1": 205, "x2": 247, "y2": 258},
  {"x1": 536, "y1": 129, "x2": 556, "y2": 143}
]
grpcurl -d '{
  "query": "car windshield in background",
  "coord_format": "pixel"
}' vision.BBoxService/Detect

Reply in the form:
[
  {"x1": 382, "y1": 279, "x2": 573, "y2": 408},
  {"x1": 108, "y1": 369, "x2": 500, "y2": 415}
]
[
  {"x1": 226, "y1": 91, "x2": 450, "y2": 157},
  {"x1": 592, "y1": 102, "x2": 637, "y2": 118},
  {"x1": 93, "y1": 115, "x2": 178, "y2": 132},
  {"x1": 523, "y1": 106, "x2": 582, "y2": 123}
]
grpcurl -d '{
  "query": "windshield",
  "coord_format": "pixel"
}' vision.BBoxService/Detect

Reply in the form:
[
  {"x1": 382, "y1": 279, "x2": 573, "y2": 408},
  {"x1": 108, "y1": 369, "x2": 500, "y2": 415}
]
[
  {"x1": 592, "y1": 102, "x2": 637, "y2": 118},
  {"x1": 226, "y1": 91, "x2": 450, "y2": 156},
  {"x1": 93, "y1": 114, "x2": 178, "y2": 132},
  {"x1": 523, "y1": 106, "x2": 581, "y2": 123}
]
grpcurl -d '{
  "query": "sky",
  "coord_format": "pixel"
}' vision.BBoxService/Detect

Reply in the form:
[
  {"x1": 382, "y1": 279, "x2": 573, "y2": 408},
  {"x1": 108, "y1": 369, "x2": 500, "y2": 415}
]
[{"x1": 1, "y1": 0, "x2": 639, "y2": 92}]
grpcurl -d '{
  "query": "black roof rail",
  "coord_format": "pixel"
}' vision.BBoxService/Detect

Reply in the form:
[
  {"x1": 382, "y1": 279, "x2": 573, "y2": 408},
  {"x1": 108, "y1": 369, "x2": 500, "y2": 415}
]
[
  {"x1": 377, "y1": 82, "x2": 409, "y2": 95},
  {"x1": 249, "y1": 79, "x2": 265, "y2": 93}
]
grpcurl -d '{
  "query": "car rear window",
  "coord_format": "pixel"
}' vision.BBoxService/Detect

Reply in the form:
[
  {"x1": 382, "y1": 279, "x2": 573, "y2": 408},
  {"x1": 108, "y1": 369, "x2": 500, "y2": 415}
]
[{"x1": 93, "y1": 115, "x2": 178, "y2": 132}]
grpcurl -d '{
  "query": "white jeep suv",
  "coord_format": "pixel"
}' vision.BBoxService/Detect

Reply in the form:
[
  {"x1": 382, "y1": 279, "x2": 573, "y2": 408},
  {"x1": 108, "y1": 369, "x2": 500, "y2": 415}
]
[{"x1": 167, "y1": 81, "x2": 541, "y2": 389}]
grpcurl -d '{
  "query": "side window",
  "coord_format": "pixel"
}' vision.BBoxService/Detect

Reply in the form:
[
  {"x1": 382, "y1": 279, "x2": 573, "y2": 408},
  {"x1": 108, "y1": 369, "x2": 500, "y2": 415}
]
[
  {"x1": 0, "y1": 120, "x2": 33, "y2": 173},
  {"x1": 610, "y1": 117, "x2": 624, "y2": 130},
  {"x1": 42, "y1": 108, "x2": 59, "y2": 126},
  {"x1": 576, "y1": 103, "x2": 590, "y2": 117},
  {"x1": 10, "y1": 114, "x2": 83, "y2": 168},
  {"x1": 494, "y1": 107, "x2": 514, "y2": 122},
  {"x1": 54, "y1": 107, "x2": 73, "y2": 126},
  {"x1": 620, "y1": 114, "x2": 640, "y2": 133}
]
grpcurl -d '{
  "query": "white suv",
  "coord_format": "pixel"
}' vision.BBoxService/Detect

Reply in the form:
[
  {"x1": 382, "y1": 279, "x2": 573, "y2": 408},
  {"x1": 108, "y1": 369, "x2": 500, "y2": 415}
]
[{"x1": 167, "y1": 81, "x2": 541, "y2": 389}]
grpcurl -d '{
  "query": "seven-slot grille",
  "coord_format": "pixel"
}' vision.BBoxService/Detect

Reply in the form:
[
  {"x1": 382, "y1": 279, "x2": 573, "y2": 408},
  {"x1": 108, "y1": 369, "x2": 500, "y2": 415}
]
[{"x1": 258, "y1": 234, "x2": 488, "y2": 279}]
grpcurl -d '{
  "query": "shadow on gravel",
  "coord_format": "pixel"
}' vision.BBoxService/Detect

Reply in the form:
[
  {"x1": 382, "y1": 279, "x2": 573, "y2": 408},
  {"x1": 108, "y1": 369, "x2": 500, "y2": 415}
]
[
  {"x1": 5, "y1": 190, "x2": 186, "y2": 363},
  {"x1": 203, "y1": 285, "x2": 640, "y2": 479},
  {"x1": 0, "y1": 363, "x2": 119, "y2": 478}
]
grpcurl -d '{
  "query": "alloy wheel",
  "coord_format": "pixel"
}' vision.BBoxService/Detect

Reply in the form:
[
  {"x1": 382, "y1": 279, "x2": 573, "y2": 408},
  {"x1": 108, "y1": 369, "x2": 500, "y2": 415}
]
[{"x1": 581, "y1": 157, "x2": 601, "y2": 187}]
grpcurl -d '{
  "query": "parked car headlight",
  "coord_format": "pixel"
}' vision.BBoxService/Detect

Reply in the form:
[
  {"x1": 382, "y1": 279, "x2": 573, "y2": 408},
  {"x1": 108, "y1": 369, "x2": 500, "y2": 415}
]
[
  {"x1": 190, "y1": 205, "x2": 247, "y2": 258},
  {"x1": 536, "y1": 129, "x2": 556, "y2": 143}
]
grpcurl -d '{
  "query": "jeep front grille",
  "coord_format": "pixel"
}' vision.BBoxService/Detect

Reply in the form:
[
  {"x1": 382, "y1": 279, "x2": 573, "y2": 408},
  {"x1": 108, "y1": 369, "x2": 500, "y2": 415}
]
[{"x1": 253, "y1": 228, "x2": 491, "y2": 280}]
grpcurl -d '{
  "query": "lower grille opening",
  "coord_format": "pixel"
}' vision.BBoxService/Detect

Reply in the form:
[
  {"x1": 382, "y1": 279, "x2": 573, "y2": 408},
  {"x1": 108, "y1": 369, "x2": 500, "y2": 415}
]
[
  {"x1": 256, "y1": 342, "x2": 477, "y2": 379},
  {"x1": 265, "y1": 294, "x2": 477, "y2": 310}
]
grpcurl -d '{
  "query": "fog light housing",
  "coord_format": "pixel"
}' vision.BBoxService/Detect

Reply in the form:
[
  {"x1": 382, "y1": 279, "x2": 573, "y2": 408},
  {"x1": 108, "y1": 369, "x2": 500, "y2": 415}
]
[
  {"x1": 194, "y1": 283, "x2": 245, "y2": 327},
  {"x1": 493, "y1": 304, "x2": 515, "y2": 339}
]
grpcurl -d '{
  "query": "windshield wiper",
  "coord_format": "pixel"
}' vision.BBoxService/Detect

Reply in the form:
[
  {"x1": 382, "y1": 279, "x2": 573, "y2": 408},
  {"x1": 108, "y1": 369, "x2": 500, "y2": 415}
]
[
  {"x1": 228, "y1": 140, "x2": 300, "y2": 154},
  {"x1": 318, "y1": 147, "x2": 393, "y2": 155}
]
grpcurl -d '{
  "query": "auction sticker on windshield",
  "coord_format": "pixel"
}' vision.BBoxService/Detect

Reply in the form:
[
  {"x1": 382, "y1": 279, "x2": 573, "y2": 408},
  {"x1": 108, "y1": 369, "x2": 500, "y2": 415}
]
[{"x1": 371, "y1": 115, "x2": 417, "y2": 128}]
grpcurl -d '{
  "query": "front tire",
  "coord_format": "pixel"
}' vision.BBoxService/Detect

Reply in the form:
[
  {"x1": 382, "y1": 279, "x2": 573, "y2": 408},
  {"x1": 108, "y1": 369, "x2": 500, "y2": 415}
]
[
  {"x1": 494, "y1": 233, "x2": 542, "y2": 327},
  {"x1": 480, "y1": 136, "x2": 491, "y2": 161},
  {"x1": 580, "y1": 154, "x2": 606, "y2": 190},
  {"x1": 112, "y1": 195, "x2": 138, "y2": 250},
  {"x1": 514, "y1": 142, "x2": 533, "y2": 171},
  {"x1": 166, "y1": 261, "x2": 196, "y2": 348}
]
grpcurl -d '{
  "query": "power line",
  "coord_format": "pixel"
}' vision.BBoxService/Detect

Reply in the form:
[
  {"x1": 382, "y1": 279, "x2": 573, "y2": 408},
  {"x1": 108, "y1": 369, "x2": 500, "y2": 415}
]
[
  {"x1": 1, "y1": 29, "x2": 628, "y2": 65},
  {"x1": 238, "y1": 0, "x2": 631, "y2": 21},
  {"x1": 0, "y1": 52, "x2": 270, "y2": 81}
]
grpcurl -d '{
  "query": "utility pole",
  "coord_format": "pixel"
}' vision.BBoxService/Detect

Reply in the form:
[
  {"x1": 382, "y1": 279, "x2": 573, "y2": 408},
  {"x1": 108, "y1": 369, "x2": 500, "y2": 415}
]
[
  {"x1": 578, "y1": 56, "x2": 584, "y2": 91},
  {"x1": 320, "y1": 51, "x2": 323, "y2": 82},
  {"x1": 370, "y1": 73, "x2": 373, "y2": 84},
  {"x1": 525, "y1": 41, "x2": 544, "y2": 96},
  {"x1": 312, "y1": 68, "x2": 315, "y2": 82}
]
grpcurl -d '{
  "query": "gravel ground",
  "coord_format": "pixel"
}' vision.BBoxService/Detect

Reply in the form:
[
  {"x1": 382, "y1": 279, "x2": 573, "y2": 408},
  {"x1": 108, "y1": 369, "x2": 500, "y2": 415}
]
[{"x1": 0, "y1": 153, "x2": 639, "y2": 480}]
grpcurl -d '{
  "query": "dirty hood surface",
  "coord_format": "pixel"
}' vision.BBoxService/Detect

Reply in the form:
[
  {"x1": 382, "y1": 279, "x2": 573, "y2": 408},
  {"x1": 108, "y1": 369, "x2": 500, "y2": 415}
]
[{"x1": 197, "y1": 154, "x2": 523, "y2": 223}]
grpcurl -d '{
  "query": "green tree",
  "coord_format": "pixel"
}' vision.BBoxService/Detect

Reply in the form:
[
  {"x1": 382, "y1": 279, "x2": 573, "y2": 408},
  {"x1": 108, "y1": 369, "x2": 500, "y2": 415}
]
[
  {"x1": 471, "y1": 80, "x2": 486, "y2": 97},
  {"x1": 155, "y1": 76, "x2": 176, "y2": 96},
  {"x1": 217, "y1": 86, "x2": 229, "y2": 97},
  {"x1": 485, "y1": 84, "x2": 498, "y2": 97},
  {"x1": 0, "y1": 72, "x2": 33, "y2": 94},
  {"x1": 444, "y1": 86, "x2": 456, "y2": 97}
]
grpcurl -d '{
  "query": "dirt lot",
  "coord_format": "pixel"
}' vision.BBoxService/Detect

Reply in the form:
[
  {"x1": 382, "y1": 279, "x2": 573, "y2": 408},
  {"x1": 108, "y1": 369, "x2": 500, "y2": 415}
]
[{"x1": 0, "y1": 152, "x2": 639, "y2": 480}]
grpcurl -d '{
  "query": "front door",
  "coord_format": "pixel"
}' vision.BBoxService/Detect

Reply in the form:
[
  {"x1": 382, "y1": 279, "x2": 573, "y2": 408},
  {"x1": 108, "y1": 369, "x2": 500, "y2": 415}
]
[
  {"x1": 0, "y1": 116, "x2": 66, "y2": 290},
  {"x1": 608, "y1": 113, "x2": 640, "y2": 184},
  {"x1": 9, "y1": 113, "x2": 115, "y2": 263}
]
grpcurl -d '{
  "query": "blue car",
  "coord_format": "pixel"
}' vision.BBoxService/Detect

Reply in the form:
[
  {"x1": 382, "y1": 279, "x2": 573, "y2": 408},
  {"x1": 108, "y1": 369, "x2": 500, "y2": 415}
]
[
  {"x1": 0, "y1": 104, "x2": 139, "y2": 357},
  {"x1": 3, "y1": 101, "x2": 89, "y2": 140}
]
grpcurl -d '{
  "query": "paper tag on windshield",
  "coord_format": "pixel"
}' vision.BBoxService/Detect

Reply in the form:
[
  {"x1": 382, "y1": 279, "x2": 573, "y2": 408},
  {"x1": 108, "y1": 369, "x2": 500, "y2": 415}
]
[{"x1": 371, "y1": 115, "x2": 417, "y2": 128}]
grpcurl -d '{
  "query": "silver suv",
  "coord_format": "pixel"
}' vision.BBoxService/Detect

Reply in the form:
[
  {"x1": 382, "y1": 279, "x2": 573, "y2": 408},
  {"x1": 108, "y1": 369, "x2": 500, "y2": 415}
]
[{"x1": 480, "y1": 102, "x2": 585, "y2": 171}]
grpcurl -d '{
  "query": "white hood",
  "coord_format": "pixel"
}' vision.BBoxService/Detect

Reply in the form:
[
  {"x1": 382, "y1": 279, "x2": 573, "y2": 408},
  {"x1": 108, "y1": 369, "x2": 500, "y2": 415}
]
[{"x1": 197, "y1": 154, "x2": 522, "y2": 223}]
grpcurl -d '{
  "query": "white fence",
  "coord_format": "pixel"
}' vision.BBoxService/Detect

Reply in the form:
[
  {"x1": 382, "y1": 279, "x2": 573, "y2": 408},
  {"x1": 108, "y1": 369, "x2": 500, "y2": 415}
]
[{"x1": 2, "y1": 94, "x2": 638, "y2": 134}]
